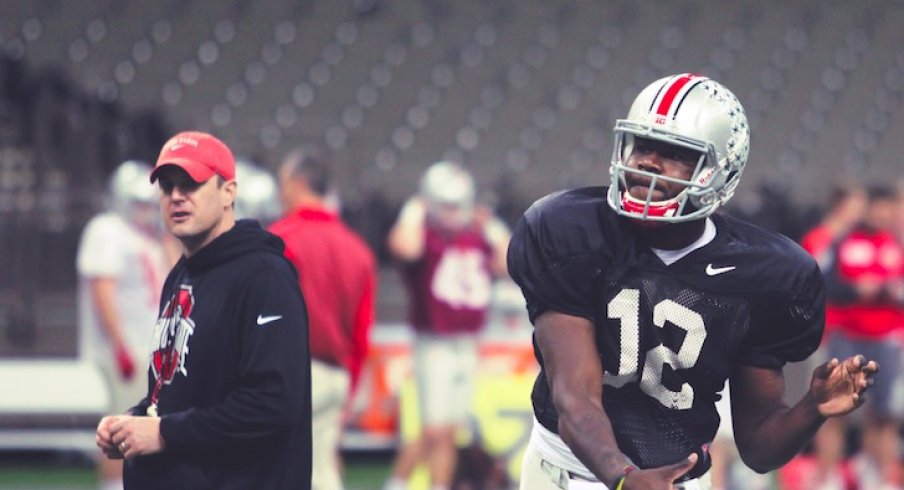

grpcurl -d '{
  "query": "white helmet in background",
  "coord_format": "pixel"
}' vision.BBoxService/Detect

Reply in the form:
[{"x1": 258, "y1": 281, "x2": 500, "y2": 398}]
[
  {"x1": 234, "y1": 159, "x2": 281, "y2": 225},
  {"x1": 608, "y1": 73, "x2": 750, "y2": 223},
  {"x1": 108, "y1": 160, "x2": 158, "y2": 230},
  {"x1": 419, "y1": 160, "x2": 475, "y2": 230}
]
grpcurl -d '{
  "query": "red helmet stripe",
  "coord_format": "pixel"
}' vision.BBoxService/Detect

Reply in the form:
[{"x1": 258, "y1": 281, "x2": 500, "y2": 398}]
[{"x1": 655, "y1": 73, "x2": 703, "y2": 117}]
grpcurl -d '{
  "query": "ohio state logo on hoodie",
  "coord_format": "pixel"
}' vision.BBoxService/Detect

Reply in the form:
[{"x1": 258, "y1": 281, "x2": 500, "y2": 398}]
[{"x1": 151, "y1": 285, "x2": 196, "y2": 384}]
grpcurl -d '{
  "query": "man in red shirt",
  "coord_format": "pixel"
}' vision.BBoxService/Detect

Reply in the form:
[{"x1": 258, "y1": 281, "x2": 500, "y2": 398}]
[
  {"x1": 816, "y1": 185, "x2": 904, "y2": 489},
  {"x1": 269, "y1": 146, "x2": 377, "y2": 490},
  {"x1": 801, "y1": 183, "x2": 867, "y2": 270},
  {"x1": 383, "y1": 161, "x2": 510, "y2": 490},
  {"x1": 783, "y1": 182, "x2": 867, "y2": 489},
  {"x1": 801, "y1": 182, "x2": 868, "y2": 340}
]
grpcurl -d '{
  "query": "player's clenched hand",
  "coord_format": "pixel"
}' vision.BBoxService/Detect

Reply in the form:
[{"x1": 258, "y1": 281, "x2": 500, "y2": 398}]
[
  {"x1": 109, "y1": 415, "x2": 165, "y2": 459},
  {"x1": 809, "y1": 355, "x2": 879, "y2": 417},
  {"x1": 621, "y1": 453, "x2": 697, "y2": 489}
]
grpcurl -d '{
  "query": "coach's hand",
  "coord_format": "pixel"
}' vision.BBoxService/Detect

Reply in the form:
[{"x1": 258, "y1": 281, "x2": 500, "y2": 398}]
[
  {"x1": 619, "y1": 453, "x2": 697, "y2": 489},
  {"x1": 810, "y1": 355, "x2": 879, "y2": 417},
  {"x1": 96, "y1": 416, "x2": 124, "y2": 459},
  {"x1": 109, "y1": 415, "x2": 166, "y2": 459}
]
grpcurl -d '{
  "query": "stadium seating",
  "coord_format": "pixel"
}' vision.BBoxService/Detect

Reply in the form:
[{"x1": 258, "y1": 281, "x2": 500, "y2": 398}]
[{"x1": 0, "y1": 0, "x2": 902, "y2": 355}]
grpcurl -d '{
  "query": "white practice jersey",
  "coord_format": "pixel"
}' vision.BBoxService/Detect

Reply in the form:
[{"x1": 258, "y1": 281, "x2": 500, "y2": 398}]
[{"x1": 77, "y1": 212, "x2": 168, "y2": 362}]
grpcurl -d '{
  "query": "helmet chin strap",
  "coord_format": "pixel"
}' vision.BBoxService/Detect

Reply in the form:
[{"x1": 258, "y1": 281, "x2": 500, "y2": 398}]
[{"x1": 621, "y1": 189, "x2": 681, "y2": 220}]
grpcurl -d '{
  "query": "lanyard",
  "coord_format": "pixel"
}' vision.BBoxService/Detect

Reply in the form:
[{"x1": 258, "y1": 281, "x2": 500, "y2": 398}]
[{"x1": 148, "y1": 273, "x2": 189, "y2": 417}]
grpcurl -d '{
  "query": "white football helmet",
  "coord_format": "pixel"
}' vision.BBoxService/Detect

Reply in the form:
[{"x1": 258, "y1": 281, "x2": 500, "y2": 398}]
[
  {"x1": 108, "y1": 160, "x2": 158, "y2": 229},
  {"x1": 419, "y1": 160, "x2": 475, "y2": 230},
  {"x1": 234, "y1": 159, "x2": 281, "y2": 225},
  {"x1": 608, "y1": 73, "x2": 750, "y2": 223}
]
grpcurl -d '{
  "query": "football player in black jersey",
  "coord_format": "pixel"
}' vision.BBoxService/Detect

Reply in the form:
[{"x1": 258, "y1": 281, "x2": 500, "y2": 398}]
[{"x1": 507, "y1": 73, "x2": 879, "y2": 490}]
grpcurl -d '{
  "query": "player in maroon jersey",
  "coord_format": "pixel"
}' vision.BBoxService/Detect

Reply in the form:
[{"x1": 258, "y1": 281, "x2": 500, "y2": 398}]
[{"x1": 383, "y1": 161, "x2": 510, "y2": 490}]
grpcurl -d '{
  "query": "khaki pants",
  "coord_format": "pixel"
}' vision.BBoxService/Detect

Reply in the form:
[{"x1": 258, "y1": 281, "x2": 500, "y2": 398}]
[
  {"x1": 311, "y1": 360, "x2": 350, "y2": 490},
  {"x1": 413, "y1": 333, "x2": 478, "y2": 426}
]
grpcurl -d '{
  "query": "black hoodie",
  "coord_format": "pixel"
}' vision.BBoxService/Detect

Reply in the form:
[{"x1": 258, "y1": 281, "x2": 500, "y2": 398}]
[{"x1": 125, "y1": 220, "x2": 312, "y2": 489}]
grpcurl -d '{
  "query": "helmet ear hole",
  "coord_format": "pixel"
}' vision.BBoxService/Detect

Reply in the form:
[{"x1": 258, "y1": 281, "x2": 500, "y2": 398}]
[{"x1": 725, "y1": 170, "x2": 738, "y2": 182}]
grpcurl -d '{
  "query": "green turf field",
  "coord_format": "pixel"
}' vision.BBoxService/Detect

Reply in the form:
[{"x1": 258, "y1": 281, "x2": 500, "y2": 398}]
[
  {"x1": 0, "y1": 449, "x2": 788, "y2": 489},
  {"x1": 0, "y1": 450, "x2": 393, "y2": 490}
]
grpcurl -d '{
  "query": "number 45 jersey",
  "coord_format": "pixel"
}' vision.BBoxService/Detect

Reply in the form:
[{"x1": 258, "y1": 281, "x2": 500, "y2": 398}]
[
  {"x1": 507, "y1": 187, "x2": 825, "y2": 478},
  {"x1": 401, "y1": 222, "x2": 494, "y2": 335}
]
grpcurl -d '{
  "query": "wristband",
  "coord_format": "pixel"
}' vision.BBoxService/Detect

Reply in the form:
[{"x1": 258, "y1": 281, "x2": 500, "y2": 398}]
[{"x1": 612, "y1": 466, "x2": 635, "y2": 490}]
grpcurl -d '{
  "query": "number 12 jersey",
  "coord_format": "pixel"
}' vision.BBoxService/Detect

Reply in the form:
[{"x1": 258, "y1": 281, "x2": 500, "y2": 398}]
[{"x1": 507, "y1": 187, "x2": 825, "y2": 478}]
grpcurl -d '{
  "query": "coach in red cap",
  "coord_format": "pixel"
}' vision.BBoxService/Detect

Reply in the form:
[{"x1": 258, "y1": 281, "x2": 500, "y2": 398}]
[
  {"x1": 95, "y1": 130, "x2": 314, "y2": 489},
  {"x1": 150, "y1": 131, "x2": 236, "y2": 184},
  {"x1": 143, "y1": 131, "x2": 240, "y2": 256}
]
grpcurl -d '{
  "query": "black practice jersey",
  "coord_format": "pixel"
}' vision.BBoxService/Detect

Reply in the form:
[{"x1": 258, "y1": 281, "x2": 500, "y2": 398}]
[{"x1": 507, "y1": 187, "x2": 824, "y2": 478}]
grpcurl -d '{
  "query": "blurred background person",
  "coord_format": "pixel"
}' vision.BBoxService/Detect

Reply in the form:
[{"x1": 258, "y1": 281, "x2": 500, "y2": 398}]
[
  {"x1": 76, "y1": 160, "x2": 169, "y2": 490},
  {"x1": 269, "y1": 145, "x2": 378, "y2": 490},
  {"x1": 782, "y1": 182, "x2": 868, "y2": 489},
  {"x1": 801, "y1": 183, "x2": 868, "y2": 271},
  {"x1": 383, "y1": 161, "x2": 510, "y2": 490},
  {"x1": 234, "y1": 159, "x2": 283, "y2": 227},
  {"x1": 800, "y1": 182, "x2": 869, "y2": 350},
  {"x1": 816, "y1": 184, "x2": 904, "y2": 490}
]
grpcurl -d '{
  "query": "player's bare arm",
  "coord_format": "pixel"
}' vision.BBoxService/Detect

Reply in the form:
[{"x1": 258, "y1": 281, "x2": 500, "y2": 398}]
[
  {"x1": 89, "y1": 277, "x2": 135, "y2": 380},
  {"x1": 477, "y1": 209, "x2": 510, "y2": 277},
  {"x1": 534, "y1": 310, "x2": 630, "y2": 486},
  {"x1": 535, "y1": 311, "x2": 698, "y2": 489},
  {"x1": 387, "y1": 197, "x2": 426, "y2": 261},
  {"x1": 730, "y1": 355, "x2": 878, "y2": 472}
]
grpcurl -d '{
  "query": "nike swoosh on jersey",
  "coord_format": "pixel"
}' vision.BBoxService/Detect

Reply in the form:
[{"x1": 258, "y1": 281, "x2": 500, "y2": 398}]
[
  {"x1": 705, "y1": 264, "x2": 736, "y2": 276},
  {"x1": 256, "y1": 314, "x2": 283, "y2": 325}
]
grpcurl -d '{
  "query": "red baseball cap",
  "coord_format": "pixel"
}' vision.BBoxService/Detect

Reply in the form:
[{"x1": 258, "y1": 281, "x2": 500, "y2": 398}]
[{"x1": 150, "y1": 131, "x2": 236, "y2": 183}]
